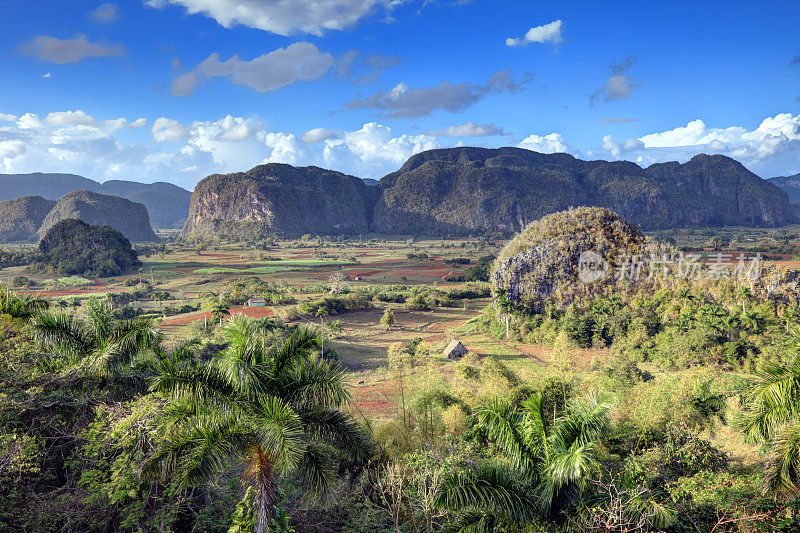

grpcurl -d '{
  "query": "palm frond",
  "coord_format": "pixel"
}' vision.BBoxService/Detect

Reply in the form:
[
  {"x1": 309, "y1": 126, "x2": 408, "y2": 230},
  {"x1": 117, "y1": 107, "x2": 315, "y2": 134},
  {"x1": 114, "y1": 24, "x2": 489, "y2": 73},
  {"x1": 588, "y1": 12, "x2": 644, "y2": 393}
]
[
  {"x1": 146, "y1": 412, "x2": 252, "y2": 486},
  {"x1": 434, "y1": 463, "x2": 537, "y2": 525},
  {"x1": 299, "y1": 408, "x2": 373, "y2": 462},
  {"x1": 296, "y1": 441, "x2": 337, "y2": 503},
  {"x1": 441, "y1": 509, "x2": 500, "y2": 533},
  {"x1": 545, "y1": 441, "x2": 599, "y2": 492},
  {"x1": 212, "y1": 349, "x2": 271, "y2": 401},
  {"x1": 476, "y1": 398, "x2": 539, "y2": 476},
  {"x1": 114, "y1": 316, "x2": 162, "y2": 357},
  {"x1": 518, "y1": 393, "x2": 549, "y2": 458},
  {"x1": 739, "y1": 355, "x2": 800, "y2": 443},
  {"x1": 85, "y1": 298, "x2": 115, "y2": 339},
  {"x1": 762, "y1": 420, "x2": 800, "y2": 498},
  {"x1": 271, "y1": 327, "x2": 320, "y2": 378},
  {"x1": 283, "y1": 358, "x2": 350, "y2": 408},
  {"x1": 552, "y1": 391, "x2": 613, "y2": 451},
  {"x1": 253, "y1": 395, "x2": 306, "y2": 474},
  {"x1": 27, "y1": 311, "x2": 92, "y2": 355}
]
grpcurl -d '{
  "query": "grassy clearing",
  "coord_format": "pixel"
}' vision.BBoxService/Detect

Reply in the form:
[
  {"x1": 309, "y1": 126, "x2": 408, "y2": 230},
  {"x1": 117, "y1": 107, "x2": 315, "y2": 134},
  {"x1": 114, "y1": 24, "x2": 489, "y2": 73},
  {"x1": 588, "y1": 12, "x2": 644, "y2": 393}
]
[{"x1": 43, "y1": 276, "x2": 94, "y2": 287}]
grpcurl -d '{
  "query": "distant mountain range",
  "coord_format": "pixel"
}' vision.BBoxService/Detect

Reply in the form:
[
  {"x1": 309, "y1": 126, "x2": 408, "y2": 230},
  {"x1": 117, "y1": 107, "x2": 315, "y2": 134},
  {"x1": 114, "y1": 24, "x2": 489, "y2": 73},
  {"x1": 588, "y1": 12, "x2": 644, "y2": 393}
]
[
  {"x1": 0, "y1": 173, "x2": 191, "y2": 228},
  {"x1": 769, "y1": 174, "x2": 800, "y2": 204},
  {"x1": 2, "y1": 150, "x2": 798, "y2": 243},
  {"x1": 183, "y1": 148, "x2": 798, "y2": 239},
  {"x1": 0, "y1": 190, "x2": 158, "y2": 243}
]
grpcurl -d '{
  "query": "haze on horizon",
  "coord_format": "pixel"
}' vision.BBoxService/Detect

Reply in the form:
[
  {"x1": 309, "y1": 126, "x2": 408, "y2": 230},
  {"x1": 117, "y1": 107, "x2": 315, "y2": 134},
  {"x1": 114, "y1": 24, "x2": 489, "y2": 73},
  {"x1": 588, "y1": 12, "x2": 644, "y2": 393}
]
[{"x1": 0, "y1": 0, "x2": 798, "y2": 189}]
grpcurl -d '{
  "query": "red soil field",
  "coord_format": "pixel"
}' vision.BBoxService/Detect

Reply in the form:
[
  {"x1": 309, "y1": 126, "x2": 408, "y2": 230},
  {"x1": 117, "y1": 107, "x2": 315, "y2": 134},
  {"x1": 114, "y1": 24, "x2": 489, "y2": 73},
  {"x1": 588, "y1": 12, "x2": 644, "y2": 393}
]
[
  {"x1": 348, "y1": 381, "x2": 398, "y2": 419},
  {"x1": 160, "y1": 305, "x2": 274, "y2": 327},
  {"x1": 345, "y1": 270, "x2": 383, "y2": 277}
]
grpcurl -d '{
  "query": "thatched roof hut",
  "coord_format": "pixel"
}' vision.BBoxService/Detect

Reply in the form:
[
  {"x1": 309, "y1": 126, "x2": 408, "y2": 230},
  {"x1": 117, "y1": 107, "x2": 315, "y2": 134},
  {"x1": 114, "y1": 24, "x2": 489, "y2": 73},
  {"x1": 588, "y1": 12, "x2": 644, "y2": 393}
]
[{"x1": 443, "y1": 339, "x2": 468, "y2": 359}]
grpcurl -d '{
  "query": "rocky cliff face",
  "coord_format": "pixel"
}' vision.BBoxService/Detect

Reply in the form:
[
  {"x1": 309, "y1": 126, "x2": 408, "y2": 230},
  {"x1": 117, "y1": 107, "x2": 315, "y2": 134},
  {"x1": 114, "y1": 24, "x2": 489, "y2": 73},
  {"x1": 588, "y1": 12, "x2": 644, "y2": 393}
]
[
  {"x1": 372, "y1": 148, "x2": 794, "y2": 234},
  {"x1": 183, "y1": 163, "x2": 376, "y2": 238},
  {"x1": 39, "y1": 190, "x2": 158, "y2": 242},
  {"x1": 0, "y1": 196, "x2": 56, "y2": 243}
]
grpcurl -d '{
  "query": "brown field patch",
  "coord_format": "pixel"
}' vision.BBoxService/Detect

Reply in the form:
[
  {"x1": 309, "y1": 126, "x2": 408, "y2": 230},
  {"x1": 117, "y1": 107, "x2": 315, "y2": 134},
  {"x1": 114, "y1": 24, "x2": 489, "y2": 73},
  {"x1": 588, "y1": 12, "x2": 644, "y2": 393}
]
[
  {"x1": 160, "y1": 305, "x2": 274, "y2": 326},
  {"x1": 345, "y1": 269, "x2": 383, "y2": 277},
  {"x1": 348, "y1": 381, "x2": 398, "y2": 419}
]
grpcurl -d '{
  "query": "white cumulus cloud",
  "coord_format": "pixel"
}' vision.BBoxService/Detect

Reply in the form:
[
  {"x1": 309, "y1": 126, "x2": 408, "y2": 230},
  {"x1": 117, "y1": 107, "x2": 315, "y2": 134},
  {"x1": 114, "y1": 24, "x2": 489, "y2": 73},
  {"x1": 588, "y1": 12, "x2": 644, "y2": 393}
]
[
  {"x1": 600, "y1": 112, "x2": 800, "y2": 177},
  {"x1": 302, "y1": 128, "x2": 342, "y2": 144},
  {"x1": 89, "y1": 3, "x2": 120, "y2": 23},
  {"x1": 517, "y1": 132, "x2": 573, "y2": 154},
  {"x1": 45, "y1": 110, "x2": 96, "y2": 126},
  {"x1": 152, "y1": 117, "x2": 188, "y2": 142},
  {"x1": 146, "y1": 0, "x2": 390, "y2": 36},
  {"x1": 506, "y1": 20, "x2": 563, "y2": 47}
]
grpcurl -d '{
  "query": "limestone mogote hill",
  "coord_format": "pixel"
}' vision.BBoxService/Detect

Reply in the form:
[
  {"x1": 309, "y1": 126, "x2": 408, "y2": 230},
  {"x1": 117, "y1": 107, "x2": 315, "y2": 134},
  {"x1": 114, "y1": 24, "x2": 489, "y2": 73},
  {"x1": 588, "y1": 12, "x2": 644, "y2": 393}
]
[{"x1": 182, "y1": 147, "x2": 797, "y2": 239}]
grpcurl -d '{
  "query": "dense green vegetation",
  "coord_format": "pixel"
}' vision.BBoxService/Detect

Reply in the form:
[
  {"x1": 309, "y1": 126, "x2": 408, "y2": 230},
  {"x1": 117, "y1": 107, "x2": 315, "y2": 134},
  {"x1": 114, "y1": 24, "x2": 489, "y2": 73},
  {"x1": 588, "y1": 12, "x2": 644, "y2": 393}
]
[
  {"x1": 32, "y1": 218, "x2": 141, "y2": 278},
  {"x1": 4, "y1": 209, "x2": 800, "y2": 532}
]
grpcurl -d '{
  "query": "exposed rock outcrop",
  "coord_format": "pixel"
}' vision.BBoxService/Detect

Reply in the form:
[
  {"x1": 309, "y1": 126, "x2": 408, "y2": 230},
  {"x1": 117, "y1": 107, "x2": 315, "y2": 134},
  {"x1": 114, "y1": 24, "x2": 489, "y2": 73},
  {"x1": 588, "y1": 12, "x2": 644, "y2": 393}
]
[{"x1": 183, "y1": 163, "x2": 376, "y2": 239}]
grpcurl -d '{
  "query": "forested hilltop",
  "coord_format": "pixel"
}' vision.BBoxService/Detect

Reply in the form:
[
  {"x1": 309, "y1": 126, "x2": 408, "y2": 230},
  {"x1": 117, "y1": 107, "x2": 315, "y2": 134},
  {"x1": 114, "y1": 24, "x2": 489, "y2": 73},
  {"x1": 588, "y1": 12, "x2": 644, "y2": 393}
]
[
  {"x1": 39, "y1": 190, "x2": 158, "y2": 242},
  {"x1": 182, "y1": 148, "x2": 796, "y2": 240},
  {"x1": 374, "y1": 148, "x2": 795, "y2": 234}
]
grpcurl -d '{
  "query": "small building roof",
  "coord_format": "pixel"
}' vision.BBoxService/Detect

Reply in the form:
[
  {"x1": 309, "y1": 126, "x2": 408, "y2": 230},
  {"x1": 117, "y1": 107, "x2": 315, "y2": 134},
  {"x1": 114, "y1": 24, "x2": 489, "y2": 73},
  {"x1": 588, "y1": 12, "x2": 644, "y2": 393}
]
[
  {"x1": 247, "y1": 297, "x2": 267, "y2": 302},
  {"x1": 443, "y1": 339, "x2": 468, "y2": 358}
]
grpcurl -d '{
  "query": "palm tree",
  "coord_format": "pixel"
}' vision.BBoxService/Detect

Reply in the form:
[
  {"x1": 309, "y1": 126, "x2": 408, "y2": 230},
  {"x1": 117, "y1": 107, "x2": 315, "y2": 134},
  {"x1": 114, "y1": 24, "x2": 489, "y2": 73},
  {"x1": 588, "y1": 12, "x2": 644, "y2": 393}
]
[
  {"x1": 211, "y1": 301, "x2": 231, "y2": 324},
  {"x1": 740, "y1": 309, "x2": 764, "y2": 334},
  {"x1": 147, "y1": 317, "x2": 372, "y2": 533},
  {"x1": 784, "y1": 304, "x2": 800, "y2": 333},
  {"x1": 689, "y1": 380, "x2": 727, "y2": 434},
  {"x1": 677, "y1": 287, "x2": 694, "y2": 305},
  {"x1": 737, "y1": 286, "x2": 753, "y2": 312},
  {"x1": 698, "y1": 304, "x2": 728, "y2": 336},
  {"x1": 738, "y1": 352, "x2": 800, "y2": 499},
  {"x1": 28, "y1": 298, "x2": 160, "y2": 381},
  {"x1": 435, "y1": 391, "x2": 613, "y2": 528},
  {"x1": 0, "y1": 287, "x2": 49, "y2": 318}
]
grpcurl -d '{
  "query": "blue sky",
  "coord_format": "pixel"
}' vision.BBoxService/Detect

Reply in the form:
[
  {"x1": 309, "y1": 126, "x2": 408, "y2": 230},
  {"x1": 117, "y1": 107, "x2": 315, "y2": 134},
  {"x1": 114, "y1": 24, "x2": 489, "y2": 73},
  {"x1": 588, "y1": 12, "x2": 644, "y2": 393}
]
[{"x1": 0, "y1": 0, "x2": 798, "y2": 188}]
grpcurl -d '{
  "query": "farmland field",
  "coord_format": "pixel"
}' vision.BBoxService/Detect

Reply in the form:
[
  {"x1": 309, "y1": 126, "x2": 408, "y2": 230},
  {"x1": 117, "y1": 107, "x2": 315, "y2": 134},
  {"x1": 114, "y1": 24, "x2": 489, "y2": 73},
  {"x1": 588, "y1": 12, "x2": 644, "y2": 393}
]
[{"x1": 3, "y1": 226, "x2": 798, "y2": 426}]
